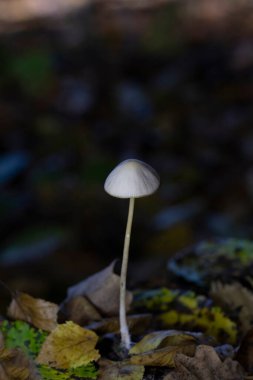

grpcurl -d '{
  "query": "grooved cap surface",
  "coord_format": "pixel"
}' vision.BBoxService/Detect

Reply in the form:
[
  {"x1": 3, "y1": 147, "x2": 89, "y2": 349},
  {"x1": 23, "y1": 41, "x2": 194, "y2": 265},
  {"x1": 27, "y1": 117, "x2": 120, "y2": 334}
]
[{"x1": 104, "y1": 159, "x2": 160, "y2": 198}]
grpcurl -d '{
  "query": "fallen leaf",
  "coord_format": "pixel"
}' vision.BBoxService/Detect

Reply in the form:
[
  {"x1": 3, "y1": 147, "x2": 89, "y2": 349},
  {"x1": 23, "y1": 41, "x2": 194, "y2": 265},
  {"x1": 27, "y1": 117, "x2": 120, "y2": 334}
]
[
  {"x1": 130, "y1": 330, "x2": 196, "y2": 354},
  {"x1": 236, "y1": 328, "x2": 253, "y2": 373},
  {"x1": 66, "y1": 261, "x2": 133, "y2": 316},
  {"x1": 36, "y1": 321, "x2": 100, "y2": 369},
  {"x1": 0, "y1": 347, "x2": 41, "y2": 380},
  {"x1": 129, "y1": 332, "x2": 196, "y2": 367},
  {"x1": 210, "y1": 282, "x2": 253, "y2": 333},
  {"x1": 87, "y1": 314, "x2": 152, "y2": 335},
  {"x1": 98, "y1": 359, "x2": 144, "y2": 380},
  {"x1": 164, "y1": 345, "x2": 244, "y2": 380},
  {"x1": 130, "y1": 345, "x2": 196, "y2": 367},
  {"x1": 64, "y1": 296, "x2": 102, "y2": 325},
  {"x1": 7, "y1": 292, "x2": 58, "y2": 332}
]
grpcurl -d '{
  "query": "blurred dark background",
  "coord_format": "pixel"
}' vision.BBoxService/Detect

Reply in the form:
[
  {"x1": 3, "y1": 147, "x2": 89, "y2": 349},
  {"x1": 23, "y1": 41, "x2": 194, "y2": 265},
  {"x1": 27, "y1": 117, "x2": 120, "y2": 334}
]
[{"x1": 0, "y1": 0, "x2": 253, "y2": 304}]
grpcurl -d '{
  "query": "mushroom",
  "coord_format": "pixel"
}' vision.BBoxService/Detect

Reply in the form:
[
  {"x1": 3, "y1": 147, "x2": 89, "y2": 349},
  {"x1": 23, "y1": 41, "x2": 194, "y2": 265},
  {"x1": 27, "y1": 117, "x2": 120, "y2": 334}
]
[{"x1": 104, "y1": 159, "x2": 160, "y2": 350}]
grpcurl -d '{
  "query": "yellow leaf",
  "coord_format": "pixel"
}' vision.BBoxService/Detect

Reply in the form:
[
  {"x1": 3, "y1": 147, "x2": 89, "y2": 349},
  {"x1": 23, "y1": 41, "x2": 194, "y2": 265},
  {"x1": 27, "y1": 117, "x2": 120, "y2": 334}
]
[
  {"x1": 130, "y1": 330, "x2": 196, "y2": 354},
  {"x1": 36, "y1": 321, "x2": 100, "y2": 369},
  {"x1": 129, "y1": 344, "x2": 196, "y2": 367},
  {"x1": 129, "y1": 331, "x2": 196, "y2": 367},
  {"x1": 7, "y1": 292, "x2": 58, "y2": 332}
]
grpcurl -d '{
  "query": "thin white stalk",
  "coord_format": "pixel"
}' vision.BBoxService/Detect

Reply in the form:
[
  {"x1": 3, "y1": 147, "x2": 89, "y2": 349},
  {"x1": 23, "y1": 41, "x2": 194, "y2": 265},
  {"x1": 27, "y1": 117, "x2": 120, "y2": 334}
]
[{"x1": 120, "y1": 196, "x2": 135, "y2": 350}]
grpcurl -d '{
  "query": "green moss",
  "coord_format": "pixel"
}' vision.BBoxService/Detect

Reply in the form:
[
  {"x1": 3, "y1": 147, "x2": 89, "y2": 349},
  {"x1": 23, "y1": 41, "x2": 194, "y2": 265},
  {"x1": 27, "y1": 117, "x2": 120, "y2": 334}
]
[
  {"x1": 0, "y1": 320, "x2": 47, "y2": 358},
  {"x1": 38, "y1": 363, "x2": 98, "y2": 379}
]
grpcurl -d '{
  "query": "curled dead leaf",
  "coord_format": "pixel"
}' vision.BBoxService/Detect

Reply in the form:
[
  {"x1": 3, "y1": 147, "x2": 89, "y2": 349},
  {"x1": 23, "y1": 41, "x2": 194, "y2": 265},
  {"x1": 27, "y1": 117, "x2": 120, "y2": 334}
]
[
  {"x1": 64, "y1": 296, "x2": 102, "y2": 325},
  {"x1": 164, "y1": 345, "x2": 244, "y2": 380},
  {"x1": 130, "y1": 330, "x2": 197, "y2": 355},
  {"x1": 130, "y1": 344, "x2": 196, "y2": 367},
  {"x1": 129, "y1": 331, "x2": 196, "y2": 367},
  {"x1": 66, "y1": 261, "x2": 133, "y2": 317},
  {"x1": 36, "y1": 321, "x2": 100, "y2": 369},
  {"x1": 7, "y1": 292, "x2": 58, "y2": 332},
  {"x1": 0, "y1": 347, "x2": 41, "y2": 380}
]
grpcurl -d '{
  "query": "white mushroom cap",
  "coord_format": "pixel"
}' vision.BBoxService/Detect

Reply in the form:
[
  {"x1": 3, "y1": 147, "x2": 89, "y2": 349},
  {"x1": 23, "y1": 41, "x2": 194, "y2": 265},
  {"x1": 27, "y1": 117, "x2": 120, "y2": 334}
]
[{"x1": 104, "y1": 159, "x2": 160, "y2": 198}]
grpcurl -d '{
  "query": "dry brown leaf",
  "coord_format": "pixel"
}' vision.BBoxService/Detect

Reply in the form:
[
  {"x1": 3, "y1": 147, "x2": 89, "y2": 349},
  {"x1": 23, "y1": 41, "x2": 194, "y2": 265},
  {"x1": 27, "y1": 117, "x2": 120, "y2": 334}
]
[
  {"x1": 66, "y1": 261, "x2": 133, "y2": 316},
  {"x1": 130, "y1": 330, "x2": 197, "y2": 355},
  {"x1": 7, "y1": 292, "x2": 58, "y2": 332},
  {"x1": 98, "y1": 359, "x2": 144, "y2": 380},
  {"x1": 130, "y1": 344, "x2": 196, "y2": 367},
  {"x1": 129, "y1": 332, "x2": 196, "y2": 367},
  {"x1": 36, "y1": 321, "x2": 100, "y2": 369},
  {"x1": 88, "y1": 314, "x2": 152, "y2": 335},
  {"x1": 64, "y1": 296, "x2": 102, "y2": 325},
  {"x1": 164, "y1": 345, "x2": 244, "y2": 380},
  {"x1": 0, "y1": 347, "x2": 41, "y2": 380},
  {"x1": 236, "y1": 328, "x2": 253, "y2": 373},
  {"x1": 210, "y1": 282, "x2": 253, "y2": 333}
]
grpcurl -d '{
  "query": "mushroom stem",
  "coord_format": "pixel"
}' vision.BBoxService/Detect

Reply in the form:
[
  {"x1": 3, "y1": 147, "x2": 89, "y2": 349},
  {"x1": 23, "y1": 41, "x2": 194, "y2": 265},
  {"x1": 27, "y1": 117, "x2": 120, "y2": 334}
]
[{"x1": 120, "y1": 196, "x2": 135, "y2": 350}]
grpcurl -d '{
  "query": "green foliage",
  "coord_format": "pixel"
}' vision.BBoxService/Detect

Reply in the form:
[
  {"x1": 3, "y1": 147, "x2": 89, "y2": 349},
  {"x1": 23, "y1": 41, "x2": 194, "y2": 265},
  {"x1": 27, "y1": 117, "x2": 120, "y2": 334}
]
[
  {"x1": 0, "y1": 320, "x2": 47, "y2": 358},
  {"x1": 134, "y1": 288, "x2": 179, "y2": 311},
  {"x1": 70, "y1": 364, "x2": 97, "y2": 378},
  {"x1": 134, "y1": 288, "x2": 201, "y2": 312},
  {"x1": 159, "y1": 307, "x2": 237, "y2": 344},
  {"x1": 134, "y1": 288, "x2": 237, "y2": 344},
  {"x1": 0, "y1": 320, "x2": 98, "y2": 379},
  {"x1": 178, "y1": 291, "x2": 199, "y2": 310},
  {"x1": 38, "y1": 363, "x2": 98, "y2": 379},
  {"x1": 38, "y1": 366, "x2": 66, "y2": 380}
]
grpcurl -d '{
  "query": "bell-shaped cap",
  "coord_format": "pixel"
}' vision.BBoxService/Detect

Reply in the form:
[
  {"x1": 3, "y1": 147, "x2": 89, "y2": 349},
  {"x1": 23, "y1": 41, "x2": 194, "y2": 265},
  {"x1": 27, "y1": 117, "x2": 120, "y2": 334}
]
[{"x1": 104, "y1": 159, "x2": 160, "y2": 198}]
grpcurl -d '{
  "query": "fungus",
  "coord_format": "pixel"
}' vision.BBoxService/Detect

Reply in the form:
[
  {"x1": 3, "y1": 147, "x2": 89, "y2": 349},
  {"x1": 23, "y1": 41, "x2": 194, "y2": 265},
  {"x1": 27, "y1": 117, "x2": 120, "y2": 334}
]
[{"x1": 104, "y1": 159, "x2": 160, "y2": 349}]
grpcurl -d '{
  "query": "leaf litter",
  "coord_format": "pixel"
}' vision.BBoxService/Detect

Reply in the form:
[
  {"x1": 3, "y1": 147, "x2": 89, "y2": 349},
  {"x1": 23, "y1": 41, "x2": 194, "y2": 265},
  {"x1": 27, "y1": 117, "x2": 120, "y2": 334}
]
[
  {"x1": 0, "y1": 240, "x2": 253, "y2": 379},
  {"x1": 164, "y1": 345, "x2": 245, "y2": 380},
  {"x1": 210, "y1": 282, "x2": 253, "y2": 334},
  {"x1": 65, "y1": 261, "x2": 133, "y2": 317},
  {"x1": 36, "y1": 321, "x2": 100, "y2": 368},
  {"x1": 7, "y1": 292, "x2": 58, "y2": 332}
]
